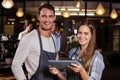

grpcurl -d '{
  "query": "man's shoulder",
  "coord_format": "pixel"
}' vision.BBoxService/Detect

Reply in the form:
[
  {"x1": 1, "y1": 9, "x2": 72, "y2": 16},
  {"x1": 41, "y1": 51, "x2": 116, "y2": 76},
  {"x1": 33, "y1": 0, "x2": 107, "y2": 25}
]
[
  {"x1": 29, "y1": 29, "x2": 37, "y2": 33},
  {"x1": 22, "y1": 29, "x2": 37, "y2": 39},
  {"x1": 28, "y1": 29, "x2": 37, "y2": 35}
]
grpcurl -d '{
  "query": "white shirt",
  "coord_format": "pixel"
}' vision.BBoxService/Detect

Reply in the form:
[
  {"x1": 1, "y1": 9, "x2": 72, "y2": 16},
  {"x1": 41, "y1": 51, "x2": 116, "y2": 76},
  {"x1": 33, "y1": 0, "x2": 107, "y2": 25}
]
[
  {"x1": 18, "y1": 31, "x2": 27, "y2": 40},
  {"x1": 12, "y1": 29, "x2": 58, "y2": 80}
]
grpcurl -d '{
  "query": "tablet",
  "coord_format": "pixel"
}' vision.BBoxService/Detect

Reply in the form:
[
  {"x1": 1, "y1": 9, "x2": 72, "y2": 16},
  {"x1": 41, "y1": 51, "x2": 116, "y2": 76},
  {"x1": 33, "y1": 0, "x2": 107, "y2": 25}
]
[{"x1": 48, "y1": 60, "x2": 78, "y2": 70}]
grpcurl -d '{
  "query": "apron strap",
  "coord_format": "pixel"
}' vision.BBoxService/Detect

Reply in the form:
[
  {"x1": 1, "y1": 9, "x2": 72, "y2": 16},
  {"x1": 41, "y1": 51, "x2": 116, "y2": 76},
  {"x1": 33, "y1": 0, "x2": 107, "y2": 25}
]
[
  {"x1": 36, "y1": 28, "x2": 43, "y2": 51},
  {"x1": 36, "y1": 28, "x2": 56, "y2": 52}
]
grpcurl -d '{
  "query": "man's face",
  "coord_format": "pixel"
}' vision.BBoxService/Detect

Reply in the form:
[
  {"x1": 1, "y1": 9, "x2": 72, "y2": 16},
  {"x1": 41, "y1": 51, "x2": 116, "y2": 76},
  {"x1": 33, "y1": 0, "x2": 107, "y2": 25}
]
[{"x1": 37, "y1": 8, "x2": 56, "y2": 31}]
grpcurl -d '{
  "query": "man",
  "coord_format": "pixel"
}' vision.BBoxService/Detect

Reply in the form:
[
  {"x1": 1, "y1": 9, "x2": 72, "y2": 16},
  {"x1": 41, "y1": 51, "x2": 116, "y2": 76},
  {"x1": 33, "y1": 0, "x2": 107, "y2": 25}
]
[
  {"x1": 51, "y1": 21, "x2": 62, "y2": 52},
  {"x1": 51, "y1": 21, "x2": 73, "y2": 58},
  {"x1": 12, "y1": 4, "x2": 58, "y2": 80}
]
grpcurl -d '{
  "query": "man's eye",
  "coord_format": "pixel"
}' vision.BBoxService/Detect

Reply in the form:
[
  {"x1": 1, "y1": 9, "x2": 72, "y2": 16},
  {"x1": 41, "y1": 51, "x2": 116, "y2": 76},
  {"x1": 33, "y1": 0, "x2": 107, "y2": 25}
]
[
  {"x1": 42, "y1": 15, "x2": 46, "y2": 17},
  {"x1": 78, "y1": 32, "x2": 82, "y2": 34},
  {"x1": 49, "y1": 15, "x2": 54, "y2": 18}
]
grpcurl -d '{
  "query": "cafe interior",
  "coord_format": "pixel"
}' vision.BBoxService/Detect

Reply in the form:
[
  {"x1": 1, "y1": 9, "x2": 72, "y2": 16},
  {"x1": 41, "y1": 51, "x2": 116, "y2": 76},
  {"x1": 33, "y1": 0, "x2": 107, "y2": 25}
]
[{"x1": 0, "y1": 0, "x2": 120, "y2": 80}]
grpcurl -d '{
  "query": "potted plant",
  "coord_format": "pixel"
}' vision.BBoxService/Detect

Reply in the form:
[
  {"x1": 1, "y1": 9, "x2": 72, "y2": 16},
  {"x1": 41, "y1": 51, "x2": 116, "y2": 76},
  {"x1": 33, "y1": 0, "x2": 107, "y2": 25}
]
[{"x1": 67, "y1": 35, "x2": 79, "y2": 51}]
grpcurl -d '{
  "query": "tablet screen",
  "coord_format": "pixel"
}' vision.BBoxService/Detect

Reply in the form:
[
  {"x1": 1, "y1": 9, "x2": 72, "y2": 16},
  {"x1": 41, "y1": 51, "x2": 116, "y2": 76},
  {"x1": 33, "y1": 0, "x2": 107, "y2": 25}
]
[{"x1": 48, "y1": 60, "x2": 78, "y2": 70}]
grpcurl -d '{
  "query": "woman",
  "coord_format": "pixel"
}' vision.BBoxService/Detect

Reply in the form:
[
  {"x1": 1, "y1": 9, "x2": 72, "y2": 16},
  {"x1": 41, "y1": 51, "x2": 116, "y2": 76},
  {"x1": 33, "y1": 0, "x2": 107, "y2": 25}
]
[
  {"x1": 49, "y1": 21, "x2": 105, "y2": 80},
  {"x1": 18, "y1": 20, "x2": 33, "y2": 40}
]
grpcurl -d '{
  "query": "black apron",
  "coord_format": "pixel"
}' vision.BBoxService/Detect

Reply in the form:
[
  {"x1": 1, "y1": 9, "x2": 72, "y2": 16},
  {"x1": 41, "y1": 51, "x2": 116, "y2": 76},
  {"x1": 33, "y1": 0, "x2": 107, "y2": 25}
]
[
  {"x1": 67, "y1": 47, "x2": 84, "y2": 80},
  {"x1": 30, "y1": 29, "x2": 57, "y2": 80}
]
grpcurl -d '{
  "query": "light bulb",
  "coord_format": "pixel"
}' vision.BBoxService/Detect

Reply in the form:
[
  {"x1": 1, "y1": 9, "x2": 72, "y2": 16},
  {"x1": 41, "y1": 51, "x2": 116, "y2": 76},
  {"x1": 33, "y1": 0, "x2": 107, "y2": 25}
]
[
  {"x1": 2, "y1": 0, "x2": 14, "y2": 9},
  {"x1": 76, "y1": 0, "x2": 80, "y2": 8},
  {"x1": 96, "y1": 3, "x2": 105, "y2": 16},
  {"x1": 110, "y1": 9, "x2": 118, "y2": 19},
  {"x1": 16, "y1": 8, "x2": 24, "y2": 17},
  {"x1": 62, "y1": 8, "x2": 70, "y2": 18}
]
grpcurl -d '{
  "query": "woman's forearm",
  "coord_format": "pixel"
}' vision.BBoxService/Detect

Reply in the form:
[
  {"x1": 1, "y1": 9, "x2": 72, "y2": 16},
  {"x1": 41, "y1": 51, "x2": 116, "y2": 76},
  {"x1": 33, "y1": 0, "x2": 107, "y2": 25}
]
[{"x1": 79, "y1": 67, "x2": 88, "y2": 80}]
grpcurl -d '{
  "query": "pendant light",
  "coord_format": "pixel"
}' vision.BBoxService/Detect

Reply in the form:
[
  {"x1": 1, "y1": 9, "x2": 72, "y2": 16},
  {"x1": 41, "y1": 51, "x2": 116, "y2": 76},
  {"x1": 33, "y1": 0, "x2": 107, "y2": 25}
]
[
  {"x1": 96, "y1": 2, "x2": 105, "y2": 16},
  {"x1": 16, "y1": 7, "x2": 24, "y2": 17},
  {"x1": 100, "y1": 18, "x2": 105, "y2": 23},
  {"x1": 62, "y1": 8, "x2": 70, "y2": 18},
  {"x1": 76, "y1": 0, "x2": 80, "y2": 8},
  {"x1": 110, "y1": 9, "x2": 118, "y2": 19},
  {"x1": 1, "y1": 0, "x2": 14, "y2": 9}
]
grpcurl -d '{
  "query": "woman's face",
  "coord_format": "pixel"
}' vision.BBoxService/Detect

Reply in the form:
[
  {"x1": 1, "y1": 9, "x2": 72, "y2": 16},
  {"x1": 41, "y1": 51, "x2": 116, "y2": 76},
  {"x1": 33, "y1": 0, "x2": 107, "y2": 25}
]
[
  {"x1": 26, "y1": 24, "x2": 32, "y2": 32},
  {"x1": 77, "y1": 25, "x2": 92, "y2": 48}
]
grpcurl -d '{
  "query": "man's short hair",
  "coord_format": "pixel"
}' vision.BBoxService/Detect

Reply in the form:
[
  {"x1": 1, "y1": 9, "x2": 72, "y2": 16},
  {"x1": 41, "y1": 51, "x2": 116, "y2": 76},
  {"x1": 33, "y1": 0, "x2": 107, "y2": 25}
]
[
  {"x1": 54, "y1": 20, "x2": 61, "y2": 29},
  {"x1": 37, "y1": 3, "x2": 55, "y2": 15}
]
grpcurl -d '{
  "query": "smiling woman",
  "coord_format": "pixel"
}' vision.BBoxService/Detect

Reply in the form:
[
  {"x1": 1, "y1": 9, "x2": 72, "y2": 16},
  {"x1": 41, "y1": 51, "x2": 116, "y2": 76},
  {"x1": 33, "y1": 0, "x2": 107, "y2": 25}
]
[{"x1": 49, "y1": 20, "x2": 105, "y2": 80}]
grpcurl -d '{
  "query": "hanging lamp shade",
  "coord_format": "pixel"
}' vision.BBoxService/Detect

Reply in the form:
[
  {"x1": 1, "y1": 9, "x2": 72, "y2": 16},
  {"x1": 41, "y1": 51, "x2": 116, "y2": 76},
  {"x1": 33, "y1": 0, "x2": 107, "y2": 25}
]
[
  {"x1": 96, "y1": 2, "x2": 105, "y2": 16},
  {"x1": 62, "y1": 8, "x2": 70, "y2": 18},
  {"x1": 76, "y1": 0, "x2": 80, "y2": 8},
  {"x1": 16, "y1": 7, "x2": 24, "y2": 17},
  {"x1": 110, "y1": 9, "x2": 118, "y2": 19},
  {"x1": 1, "y1": 0, "x2": 14, "y2": 9}
]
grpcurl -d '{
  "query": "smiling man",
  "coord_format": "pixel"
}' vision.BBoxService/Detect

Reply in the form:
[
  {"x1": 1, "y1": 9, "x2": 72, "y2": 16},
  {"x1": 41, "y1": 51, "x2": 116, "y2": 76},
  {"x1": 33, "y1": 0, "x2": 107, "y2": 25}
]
[{"x1": 12, "y1": 4, "x2": 58, "y2": 80}]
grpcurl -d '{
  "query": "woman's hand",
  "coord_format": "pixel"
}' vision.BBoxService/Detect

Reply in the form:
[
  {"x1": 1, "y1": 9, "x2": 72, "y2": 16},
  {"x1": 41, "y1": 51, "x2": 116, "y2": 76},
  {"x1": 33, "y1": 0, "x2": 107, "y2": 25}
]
[
  {"x1": 68, "y1": 63, "x2": 89, "y2": 80},
  {"x1": 67, "y1": 63, "x2": 83, "y2": 73}
]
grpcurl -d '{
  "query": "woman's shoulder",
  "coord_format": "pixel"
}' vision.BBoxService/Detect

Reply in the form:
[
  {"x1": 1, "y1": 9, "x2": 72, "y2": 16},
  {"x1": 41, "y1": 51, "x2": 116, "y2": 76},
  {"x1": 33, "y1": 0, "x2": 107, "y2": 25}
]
[
  {"x1": 90, "y1": 50, "x2": 104, "y2": 67},
  {"x1": 69, "y1": 47, "x2": 79, "y2": 58},
  {"x1": 69, "y1": 47, "x2": 79, "y2": 53},
  {"x1": 89, "y1": 50, "x2": 105, "y2": 70},
  {"x1": 94, "y1": 50, "x2": 103, "y2": 59},
  {"x1": 92, "y1": 50, "x2": 105, "y2": 69}
]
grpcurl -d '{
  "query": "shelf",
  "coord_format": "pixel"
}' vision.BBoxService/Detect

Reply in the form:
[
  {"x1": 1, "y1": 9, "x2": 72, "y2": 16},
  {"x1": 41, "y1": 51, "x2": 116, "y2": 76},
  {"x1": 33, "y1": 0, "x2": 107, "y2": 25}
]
[{"x1": 0, "y1": 61, "x2": 11, "y2": 69}]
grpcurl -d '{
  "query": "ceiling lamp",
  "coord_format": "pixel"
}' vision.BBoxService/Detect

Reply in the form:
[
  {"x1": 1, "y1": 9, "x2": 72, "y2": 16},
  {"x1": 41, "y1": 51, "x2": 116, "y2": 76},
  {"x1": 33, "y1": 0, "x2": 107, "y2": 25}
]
[
  {"x1": 96, "y1": 2, "x2": 105, "y2": 16},
  {"x1": 76, "y1": 0, "x2": 80, "y2": 8},
  {"x1": 100, "y1": 18, "x2": 105, "y2": 23},
  {"x1": 1, "y1": 0, "x2": 14, "y2": 9},
  {"x1": 110, "y1": 9, "x2": 118, "y2": 19},
  {"x1": 16, "y1": 7, "x2": 24, "y2": 17},
  {"x1": 62, "y1": 8, "x2": 70, "y2": 18}
]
